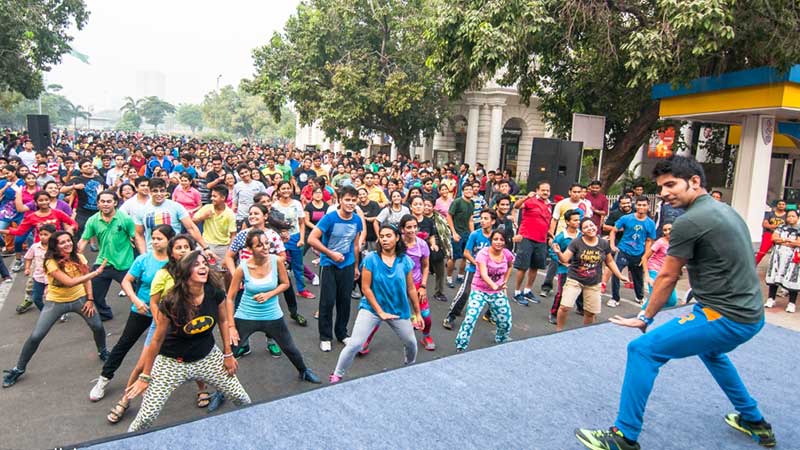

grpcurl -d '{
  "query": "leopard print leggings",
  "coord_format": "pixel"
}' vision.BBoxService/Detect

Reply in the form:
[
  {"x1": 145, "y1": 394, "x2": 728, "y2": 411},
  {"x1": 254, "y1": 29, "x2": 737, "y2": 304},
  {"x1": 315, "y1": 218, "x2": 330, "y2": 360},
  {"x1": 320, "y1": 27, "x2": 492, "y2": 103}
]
[{"x1": 128, "y1": 346, "x2": 251, "y2": 431}]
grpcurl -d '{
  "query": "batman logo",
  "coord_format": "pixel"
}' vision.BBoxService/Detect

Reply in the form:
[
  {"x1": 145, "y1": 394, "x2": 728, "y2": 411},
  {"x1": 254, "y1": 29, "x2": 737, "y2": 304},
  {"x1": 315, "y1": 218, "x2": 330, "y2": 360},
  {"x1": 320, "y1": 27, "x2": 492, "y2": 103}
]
[{"x1": 184, "y1": 316, "x2": 215, "y2": 334}]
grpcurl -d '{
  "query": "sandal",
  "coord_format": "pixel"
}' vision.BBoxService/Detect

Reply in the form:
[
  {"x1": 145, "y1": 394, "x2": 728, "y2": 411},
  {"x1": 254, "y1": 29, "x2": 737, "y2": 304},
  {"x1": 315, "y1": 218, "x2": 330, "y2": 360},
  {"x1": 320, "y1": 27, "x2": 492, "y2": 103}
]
[
  {"x1": 107, "y1": 400, "x2": 129, "y2": 424},
  {"x1": 196, "y1": 391, "x2": 211, "y2": 408}
]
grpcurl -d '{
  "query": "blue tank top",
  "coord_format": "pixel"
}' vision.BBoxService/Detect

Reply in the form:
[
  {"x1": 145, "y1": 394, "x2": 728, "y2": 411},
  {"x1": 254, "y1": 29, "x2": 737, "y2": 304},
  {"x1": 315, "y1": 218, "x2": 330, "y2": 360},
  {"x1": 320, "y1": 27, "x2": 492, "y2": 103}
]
[{"x1": 234, "y1": 254, "x2": 282, "y2": 321}]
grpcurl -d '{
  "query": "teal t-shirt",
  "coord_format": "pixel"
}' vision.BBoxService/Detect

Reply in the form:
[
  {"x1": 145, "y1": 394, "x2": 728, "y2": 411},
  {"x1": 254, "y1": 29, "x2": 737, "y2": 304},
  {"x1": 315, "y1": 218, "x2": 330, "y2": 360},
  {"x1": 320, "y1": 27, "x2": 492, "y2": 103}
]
[
  {"x1": 359, "y1": 252, "x2": 414, "y2": 319},
  {"x1": 550, "y1": 230, "x2": 580, "y2": 275},
  {"x1": 235, "y1": 255, "x2": 282, "y2": 321},
  {"x1": 668, "y1": 194, "x2": 763, "y2": 323},
  {"x1": 127, "y1": 252, "x2": 168, "y2": 316}
]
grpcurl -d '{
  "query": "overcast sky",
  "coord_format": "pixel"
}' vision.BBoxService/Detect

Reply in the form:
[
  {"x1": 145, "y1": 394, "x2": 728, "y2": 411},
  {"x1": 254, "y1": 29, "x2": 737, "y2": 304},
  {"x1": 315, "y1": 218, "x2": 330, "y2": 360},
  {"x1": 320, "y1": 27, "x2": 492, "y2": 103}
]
[{"x1": 48, "y1": 0, "x2": 301, "y2": 113}]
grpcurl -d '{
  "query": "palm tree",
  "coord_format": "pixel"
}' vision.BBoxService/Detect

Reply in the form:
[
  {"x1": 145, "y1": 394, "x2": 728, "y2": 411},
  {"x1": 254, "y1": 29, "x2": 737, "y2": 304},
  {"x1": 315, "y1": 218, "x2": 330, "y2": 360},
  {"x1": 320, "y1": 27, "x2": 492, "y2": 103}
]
[
  {"x1": 120, "y1": 96, "x2": 141, "y2": 116},
  {"x1": 64, "y1": 101, "x2": 89, "y2": 130}
]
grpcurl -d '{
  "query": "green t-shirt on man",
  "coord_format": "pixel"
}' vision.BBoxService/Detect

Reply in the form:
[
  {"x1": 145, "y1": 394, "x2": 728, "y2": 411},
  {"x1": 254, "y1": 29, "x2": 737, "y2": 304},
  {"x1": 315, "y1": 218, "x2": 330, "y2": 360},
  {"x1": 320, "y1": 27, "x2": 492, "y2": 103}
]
[
  {"x1": 81, "y1": 210, "x2": 136, "y2": 271},
  {"x1": 449, "y1": 197, "x2": 474, "y2": 238},
  {"x1": 667, "y1": 194, "x2": 763, "y2": 323}
]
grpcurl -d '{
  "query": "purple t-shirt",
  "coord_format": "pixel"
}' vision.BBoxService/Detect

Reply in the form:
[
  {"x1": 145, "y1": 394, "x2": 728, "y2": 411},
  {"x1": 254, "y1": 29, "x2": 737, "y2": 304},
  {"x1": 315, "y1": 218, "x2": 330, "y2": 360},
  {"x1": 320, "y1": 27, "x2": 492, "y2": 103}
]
[
  {"x1": 405, "y1": 236, "x2": 430, "y2": 285},
  {"x1": 25, "y1": 199, "x2": 73, "y2": 216},
  {"x1": 472, "y1": 247, "x2": 514, "y2": 294}
]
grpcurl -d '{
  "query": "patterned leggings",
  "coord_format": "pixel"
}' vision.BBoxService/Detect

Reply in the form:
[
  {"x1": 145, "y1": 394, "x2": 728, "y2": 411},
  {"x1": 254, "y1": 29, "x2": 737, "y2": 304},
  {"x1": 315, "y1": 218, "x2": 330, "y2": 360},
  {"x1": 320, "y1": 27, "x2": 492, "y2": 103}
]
[
  {"x1": 128, "y1": 346, "x2": 251, "y2": 432},
  {"x1": 455, "y1": 290, "x2": 512, "y2": 351}
]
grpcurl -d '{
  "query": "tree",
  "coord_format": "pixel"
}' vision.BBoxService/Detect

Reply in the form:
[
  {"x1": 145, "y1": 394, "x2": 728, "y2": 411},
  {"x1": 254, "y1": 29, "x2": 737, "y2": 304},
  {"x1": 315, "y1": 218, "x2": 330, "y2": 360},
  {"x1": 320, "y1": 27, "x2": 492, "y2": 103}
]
[
  {"x1": 200, "y1": 84, "x2": 296, "y2": 140},
  {"x1": 176, "y1": 104, "x2": 204, "y2": 133},
  {"x1": 426, "y1": 0, "x2": 800, "y2": 186},
  {"x1": 201, "y1": 86, "x2": 238, "y2": 133},
  {"x1": 1, "y1": 0, "x2": 89, "y2": 99},
  {"x1": 139, "y1": 96, "x2": 175, "y2": 131},
  {"x1": 64, "y1": 102, "x2": 88, "y2": 129},
  {"x1": 116, "y1": 110, "x2": 142, "y2": 131},
  {"x1": 247, "y1": 0, "x2": 448, "y2": 157}
]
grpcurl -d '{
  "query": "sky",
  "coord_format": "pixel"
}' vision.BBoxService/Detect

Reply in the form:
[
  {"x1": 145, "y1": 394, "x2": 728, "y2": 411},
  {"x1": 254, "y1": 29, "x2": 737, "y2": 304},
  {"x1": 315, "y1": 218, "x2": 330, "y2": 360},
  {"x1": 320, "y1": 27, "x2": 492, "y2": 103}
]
[{"x1": 48, "y1": 0, "x2": 301, "y2": 114}]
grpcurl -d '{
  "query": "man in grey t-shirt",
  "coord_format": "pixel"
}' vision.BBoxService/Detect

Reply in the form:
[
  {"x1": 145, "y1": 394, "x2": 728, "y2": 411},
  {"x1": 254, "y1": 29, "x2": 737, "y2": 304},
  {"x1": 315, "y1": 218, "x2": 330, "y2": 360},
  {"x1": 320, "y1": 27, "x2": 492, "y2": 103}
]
[{"x1": 232, "y1": 164, "x2": 267, "y2": 228}]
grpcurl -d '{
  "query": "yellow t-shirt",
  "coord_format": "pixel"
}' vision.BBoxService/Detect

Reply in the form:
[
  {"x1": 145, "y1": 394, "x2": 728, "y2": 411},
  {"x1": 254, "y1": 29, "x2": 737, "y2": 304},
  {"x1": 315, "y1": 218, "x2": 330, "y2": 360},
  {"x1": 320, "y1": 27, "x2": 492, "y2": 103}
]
[
  {"x1": 150, "y1": 268, "x2": 175, "y2": 303},
  {"x1": 197, "y1": 204, "x2": 237, "y2": 245},
  {"x1": 367, "y1": 185, "x2": 388, "y2": 205},
  {"x1": 45, "y1": 254, "x2": 89, "y2": 303}
]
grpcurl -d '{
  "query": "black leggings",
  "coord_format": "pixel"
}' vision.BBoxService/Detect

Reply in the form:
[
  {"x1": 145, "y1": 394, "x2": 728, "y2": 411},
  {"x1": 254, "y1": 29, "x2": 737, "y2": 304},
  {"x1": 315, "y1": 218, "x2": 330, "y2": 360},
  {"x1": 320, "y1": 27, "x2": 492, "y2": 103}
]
[
  {"x1": 101, "y1": 311, "x2": 152, "y2": 380},
  {"x1": 767, "y1": 284, "x2": 798, "y2": 304},
  {"x1": 233, "y1": 317, "x2": 307, "y2": 373}
]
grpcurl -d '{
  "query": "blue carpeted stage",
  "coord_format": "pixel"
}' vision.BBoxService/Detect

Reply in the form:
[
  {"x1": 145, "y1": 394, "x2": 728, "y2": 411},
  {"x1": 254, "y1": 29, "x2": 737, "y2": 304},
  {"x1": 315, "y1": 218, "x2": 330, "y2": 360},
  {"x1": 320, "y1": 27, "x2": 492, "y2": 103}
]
[{"x1": 79, "y1": 306, "x2": 799, "y2": 449}]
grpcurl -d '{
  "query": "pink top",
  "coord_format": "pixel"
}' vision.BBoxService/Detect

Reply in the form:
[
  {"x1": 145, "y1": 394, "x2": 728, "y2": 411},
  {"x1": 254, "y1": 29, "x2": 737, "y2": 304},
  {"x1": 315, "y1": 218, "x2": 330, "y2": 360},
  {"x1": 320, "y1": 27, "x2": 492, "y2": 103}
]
[
  {"x1": 471, "y1": 247, "x2": 515, "y2": 294},
  {"x1": 647, "y1": 238, "x2": 669, "y2": 273},
  {"x1": 24, "y1": 242, "x2": 47, "y2": 283},
  {"x1": 434, "y1": 197, "x2": 452, "y2": 217},
  {"x1": 171, "y1": 187, "x2": 202, "y2": 214}
]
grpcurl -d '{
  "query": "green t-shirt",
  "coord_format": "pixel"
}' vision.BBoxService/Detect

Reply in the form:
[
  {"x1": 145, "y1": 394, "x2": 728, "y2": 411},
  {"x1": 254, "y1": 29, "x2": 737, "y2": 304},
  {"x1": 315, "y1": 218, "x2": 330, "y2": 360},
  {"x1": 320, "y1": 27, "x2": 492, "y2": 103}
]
[
  {"x1": 276, "y1": 164, "x2": 293, "y2": 181},
  {"x1": 449, "y1": 197, "x2": 474, "y2": 238},
  {"x1": 668, "y1": 194, "x2": 763, "y2": 323},
  {"x1": 81, "y1": 210, "x2": 136, "y2": 271}
]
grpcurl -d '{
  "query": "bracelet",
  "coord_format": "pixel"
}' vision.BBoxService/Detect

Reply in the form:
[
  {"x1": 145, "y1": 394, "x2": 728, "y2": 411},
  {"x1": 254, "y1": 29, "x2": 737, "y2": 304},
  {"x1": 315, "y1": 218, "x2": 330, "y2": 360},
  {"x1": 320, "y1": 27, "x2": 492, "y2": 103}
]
[
  {"x1": 223, "y1": 352, "x2": 234, "y2": 359},
  {"x1": 636, "y1": 311, "x2": 654, "y2": 327},
  {"x1": 86, "y1": 298, "x2": 94, "y2": 302},
  {"x1": 138, "y1": 374, "x2": 152, "y2": 383}
]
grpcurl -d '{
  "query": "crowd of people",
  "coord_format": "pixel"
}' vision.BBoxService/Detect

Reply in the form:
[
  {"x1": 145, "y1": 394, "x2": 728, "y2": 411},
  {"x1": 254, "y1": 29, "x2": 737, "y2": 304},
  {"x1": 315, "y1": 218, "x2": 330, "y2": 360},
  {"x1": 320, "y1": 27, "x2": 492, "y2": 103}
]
[{"x1": 0, "y1": 129, "x2": 778, "y2": 445}]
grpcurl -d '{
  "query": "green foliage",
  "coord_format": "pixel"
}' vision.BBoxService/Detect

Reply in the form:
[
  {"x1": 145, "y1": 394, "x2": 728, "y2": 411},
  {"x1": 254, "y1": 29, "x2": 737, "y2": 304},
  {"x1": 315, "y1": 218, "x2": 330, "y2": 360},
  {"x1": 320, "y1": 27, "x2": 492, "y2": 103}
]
[
  {"x1": 201, "y1": 84, "x2": 296, "y2": 141},
  {"x1": 0, "y1": 89, "x2": 80, "y2": 128},
  {"x1": 176, "y1": 104, "x2": 204, "y2": 133},
  {"x1": 246, "y1": 0, "x2": 448, "y2": 156},
  {"x1": 116, "y1": 110, "x2": 142, "y2": 131},
  {"x1": 139, "y1": 96, "x2": 176, "y2": 131},
  {"x1": 1, "y1": 0, "x2": 89, "y2": 99},
  {"x1": 426, "y1": 0, "x2": 800, "y2": 186}
]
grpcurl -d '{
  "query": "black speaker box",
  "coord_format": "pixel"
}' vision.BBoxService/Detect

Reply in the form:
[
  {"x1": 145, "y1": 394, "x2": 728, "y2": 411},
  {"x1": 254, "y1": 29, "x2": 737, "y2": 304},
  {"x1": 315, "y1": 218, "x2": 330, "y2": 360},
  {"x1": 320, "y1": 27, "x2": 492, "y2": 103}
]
[
  {"x1": 27, "y1": 114, "x2": 51, "y2": 152},
  {"x1": 526, "y1": 138, "x2": 583, "y2": 197}
]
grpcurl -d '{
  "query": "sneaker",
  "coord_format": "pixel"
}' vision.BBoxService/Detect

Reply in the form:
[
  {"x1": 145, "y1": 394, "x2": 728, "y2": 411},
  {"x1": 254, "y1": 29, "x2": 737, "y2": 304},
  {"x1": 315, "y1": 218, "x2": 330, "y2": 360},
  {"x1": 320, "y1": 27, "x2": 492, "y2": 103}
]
[
  {"x1": 764, "y1": 298, "x2": 775, "y2": 308},
  {"x1": 548, "y1": 313, "x2": 556, "y2": 325},
  {"x1": 442, "y1": 316, "x2": 454, "y2": 330},
  {"x1": 447, "y1": 277, "x2": 455, "y2": 289},
  {"x1": 513, "y1": 293, "x2": 530, "y2": 306},
  {"x1": 290, "y1": 313, "x2": 308, "y2": 327},
  {"x1": 456, "y1": 274, "x2": 465, "y2": 283},
  {"x1": 635, "y1": 298, "x2": 644, "y2": 305},
  {"x1": 15, "y1": 298, "x2": 34, "y2": 314},
  {"x1": 300, "y1": 368, "x2": 321, "y2": 384},
  {"x1": 606, "y1": 299, "x2": 619, "y2": 308},
  {"x1": 207, "y1": 391, "x2": 225, "y2": 413},
  {"x1": 2, "y1": 277, "x2": 12, "y2": 284},
  {"x1": 623, "y1": 281, "x2": 634, "y2": 289},
  {"x1": 358, "y1": 342, "x2": 370, "y2": 356},
  {"x1": 523, "y1": 290, "x2": 541, "y2": 304},
  {"x1": 89, "y1": 376, "x2": 110, "y2": 401},
  {"x1": 312, "y1": 274, "x2": 320, "y2": 286},
  {"x1": 11, "y1": 259, "x2": 23, "y2": 272},
  {"x1": 59, "y1": 313, "x2": 68, "y2": 322},
  {"x1": 421, "y1": 335, "x2": 436, "y2": 351},
  {"x1": 575, "y1": 427, "x2": 640, "y2": 450},
  {"x1": 312, "y1": 258, "x2": 320, "y2": 265},
  {"x1": 575, "y1": 308, "x2": 585, "y2": 316},
  {"x1": 724, "y1": 413, "x2": 777, "y2": 447},
  {"x1": 297, "y1": 290, "x2": 316, "y2": 299},
  {"x1": 434, "y1": 293, "x2": 448, "y2": 302},
  {"x1": 351, "y1": 289, "x2": 361, "y2": 299},
  {"x1": 2, "y1": 368, "x2": 24, "y2": 388},
  {"x1": 266, "y1": 340, "x2": 282, "y2": 358},
  {"x1": 539, "y1": 287, "x2": 552, "y2": 297},
  {"x1": 601, "y1": 282, "x2": 607, "y2": 294},
  {"x1": 320, "y1": 341, "x2": 332, "y2": 352},
  {"x1": 118, "y1": 290, "x2": 126, "y2": 297},
  {"x1": 233, "y1": 345, "x2": 251, "y2": 358},
  {"x1": 786, "y1": 303, "x2": 796, "y2": 313},
  {"x1": 98, "y1": 349, "x2": 110, "y2": 362},
  {"x1": 328, "y1": 373, "x2": 342, "y2": 384}
]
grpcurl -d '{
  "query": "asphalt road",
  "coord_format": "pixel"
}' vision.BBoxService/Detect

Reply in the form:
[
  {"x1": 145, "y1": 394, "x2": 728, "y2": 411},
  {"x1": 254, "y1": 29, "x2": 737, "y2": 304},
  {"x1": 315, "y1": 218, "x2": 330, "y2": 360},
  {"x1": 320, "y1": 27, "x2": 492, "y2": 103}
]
[{"x1": 0, "y1": 253, "x2": 644, "y2": 450}]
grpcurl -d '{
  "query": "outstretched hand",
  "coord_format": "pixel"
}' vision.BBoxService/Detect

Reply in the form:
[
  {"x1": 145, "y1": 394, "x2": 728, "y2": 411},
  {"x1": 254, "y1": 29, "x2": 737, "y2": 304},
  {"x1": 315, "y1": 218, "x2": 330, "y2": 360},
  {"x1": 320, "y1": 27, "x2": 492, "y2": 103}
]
[{"x1": 609, "y1": 315, "x2": 647, "y2": 333}]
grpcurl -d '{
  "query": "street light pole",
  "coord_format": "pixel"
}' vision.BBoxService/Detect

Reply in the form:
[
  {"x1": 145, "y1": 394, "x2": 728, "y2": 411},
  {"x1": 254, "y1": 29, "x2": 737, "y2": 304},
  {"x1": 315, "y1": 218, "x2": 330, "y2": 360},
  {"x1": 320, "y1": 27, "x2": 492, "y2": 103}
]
[{"x1": 216, "y1": 74, "x2": 222, "y2": 91}]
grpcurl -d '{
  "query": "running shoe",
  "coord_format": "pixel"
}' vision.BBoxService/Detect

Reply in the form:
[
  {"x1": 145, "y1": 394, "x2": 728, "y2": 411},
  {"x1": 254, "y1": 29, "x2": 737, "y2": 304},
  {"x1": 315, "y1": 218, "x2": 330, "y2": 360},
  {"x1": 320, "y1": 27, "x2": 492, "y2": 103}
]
[
  {"x1": 2, "y1": 368, "x2": 24, "y2": 388},
  {"x1": 442, "y1": 316, "x2": 454, "y2": 330},
  {"x1": 15, "y1": 298, "x2": 34, "y2": 314},
  {"x1": 312, "y1": 274, "x2": 320, "y2": 286},
  {"x1": 513, "y1": 293, "x2": 530, "y2": 306},
  {"x1": 118, "y1": 290, "x2": 126, "y2": 297},
  {"x1": 320, "y1": 341, "x2": 332, "y2": 352},
  {"x1": 358, "y1": 340, "x2": 370, "y2": 356},
  {"x1": 539, "y1": 287, "x2": 551, "y2": 297},
  {"x1": 351, "y1": 289, "x2": 361, "y2": 299},
  {"x1": 2, "y1": 277, "x2": 12, "y2": 284},
  {"x1": 421, "y1": 335, "x2": 436, "y2": 351},
  {"x1": 456, "y1": 275, "x2": 465, "y2": 284},
  {"x1": 606, "y1": 299, "x2": 620, "y2": 308},
  {"x1": 786, "y1": 303, "x2": 796, "y2": 313},
  {"x1": 548, "y1": 313, "x2": 556, "y2": 325},
  {"x1": 523, "y1": 291, "x2": 541, "y2": 304},
  {"x1": 575, "y1": 308, "x2": 585, "y2": 316},
  {"x1": 98, "y1": 349, "x2": 110, "y2": 362},
  {"x1": 11, "y1": 259, "x2": 23, "y2": 273},
  {"x1": 234, "y1": 345, "x2": 251, "y2": 358},
  {"x1": 290, "y1": 313, "x2": 308, "y2": 327},
  {"x1": 59, "y1": 313, "x2": 68, "y2": 322},
  {"x1": 724, "y1": 413, "x2": 777, "y2": 447},
  {"x1": 328, "y1": 373, "x2": 342, "y2": 384},
  {"x1": 574, "y1": 427, "x2": 640, "y2": 450},
  {"x1": 266, "y1": 340, "x2": 282, "y2": 358},
  {"x1": 635, "y1": 298, "x2": 644, "y2": 304},
  {"x1": 447, "y1": 277, "x2": 455, "y2": 289},
  {"x1": 300, "y1": 368, "x2": 321, "y2": 384},
  {"x1": 207, "y1": 391, "x2": 225, "y2": 413},
  {"x1": 297, "y1": 290, "x2": 316, "y2": 299},
  {"x1": 434, "y1": 293, "x2": 448, "y2": 302},
  {"x1": 89, "y1": 376, "x2": 110, "y2": 401},
  {"x1": 312, "y1": 258, "x2": 320, "y2": 265},
  {"x1": 764, "y1": 298, "x2": 775, "y2": 308}
]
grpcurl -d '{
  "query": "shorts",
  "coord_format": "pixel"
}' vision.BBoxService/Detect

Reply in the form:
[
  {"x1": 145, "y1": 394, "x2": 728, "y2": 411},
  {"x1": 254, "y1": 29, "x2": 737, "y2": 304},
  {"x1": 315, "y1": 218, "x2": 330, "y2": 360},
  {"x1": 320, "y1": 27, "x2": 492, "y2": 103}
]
[
  {"x1": 513, "y1": 238, "x2": 547, "y2": 270},
  {"x1": 560, "y1": 278, "x2": 601, "y2": 314},
  {"x1": 143, "y1": 321, "x2": 156, "y2": 346},
  {"x1": 451, "y1": 237, "x2": 467, "y2": 260}
]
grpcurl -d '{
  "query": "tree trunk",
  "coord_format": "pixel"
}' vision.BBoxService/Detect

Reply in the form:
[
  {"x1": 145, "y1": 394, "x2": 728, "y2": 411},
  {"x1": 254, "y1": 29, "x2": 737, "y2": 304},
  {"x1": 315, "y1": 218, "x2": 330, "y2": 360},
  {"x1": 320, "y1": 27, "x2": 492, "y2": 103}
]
[
  {"x1": 599, "y1": 101, "x2": 661, "y2": 187},
  {"x1": 392, "y1": 135, "x2": 411, "y2": 158}
]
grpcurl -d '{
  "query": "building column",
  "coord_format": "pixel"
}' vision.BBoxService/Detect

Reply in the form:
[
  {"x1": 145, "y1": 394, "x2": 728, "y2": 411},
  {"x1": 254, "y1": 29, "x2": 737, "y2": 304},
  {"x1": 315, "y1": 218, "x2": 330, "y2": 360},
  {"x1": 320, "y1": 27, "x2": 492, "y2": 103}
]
[
  {"x1": 465, "y1": 101, "x2": 481, "y2": 168},
  {"x1": 486, "y1": 100, "x2": 506, "y2": 171},
  {"x1": 731, "y1": 115, "x2": 775, "y2": 243}
]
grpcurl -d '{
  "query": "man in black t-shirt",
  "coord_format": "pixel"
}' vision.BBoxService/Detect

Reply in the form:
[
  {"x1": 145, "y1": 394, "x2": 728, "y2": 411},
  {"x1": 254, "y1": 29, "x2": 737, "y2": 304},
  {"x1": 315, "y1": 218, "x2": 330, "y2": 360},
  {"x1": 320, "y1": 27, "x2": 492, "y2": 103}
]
[
  {"x1": 61, "y1": 158, "x2": 105, "y2": 237},
  {"x1": 205, "y1": 155, "x2": 229, "y2": 192},
  {"x1": 755, "y1": 199, "x2": 787, "y2": 264},
  {"x1": 356, "y1": 189, "x2": 381, "y2": 251},
  {"x1": 294, "y1": 158, "x2": 318, "y2": 191},
  {"x1": 600, "y1": 196, "x2": 633, "y2": 292}
]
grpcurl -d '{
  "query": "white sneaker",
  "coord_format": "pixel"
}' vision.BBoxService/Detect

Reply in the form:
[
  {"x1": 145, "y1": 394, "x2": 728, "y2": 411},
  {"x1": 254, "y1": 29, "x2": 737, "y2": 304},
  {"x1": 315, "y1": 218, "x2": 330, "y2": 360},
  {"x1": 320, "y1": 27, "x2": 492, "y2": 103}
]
[
  {"x1": 606, "y1": 299, "x2": 619, "y2": 308},
  {"x1": 118, "y1": 290, "x2": 126, "y2": 297},
  {"x1": 635, "y1": 298, "x2": 644, "y2": 304},
  {"x1": 89, "y1": 376, "x2": 110, "y2": 402},
  {"x1": 312, "y1": 274, "x2": 320, "y2": 286},
  {"x1": 765, "y1": 298, "x2": 776, "y2": 308},
  {"x1": 786, "y1": 303, "x2": 796, "y2": 313},
  {"x1": 320, "y1": 341, "x2": 332, "y2": 352}
]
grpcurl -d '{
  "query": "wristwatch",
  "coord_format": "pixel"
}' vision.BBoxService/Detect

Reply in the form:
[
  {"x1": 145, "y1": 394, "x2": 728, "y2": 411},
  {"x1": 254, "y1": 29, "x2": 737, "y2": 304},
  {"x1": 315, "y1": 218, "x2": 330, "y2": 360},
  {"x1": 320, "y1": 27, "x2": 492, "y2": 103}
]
[{"x1": 636, "y1": 311, "x2": 654, "y2": 327}]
